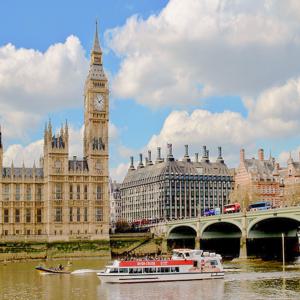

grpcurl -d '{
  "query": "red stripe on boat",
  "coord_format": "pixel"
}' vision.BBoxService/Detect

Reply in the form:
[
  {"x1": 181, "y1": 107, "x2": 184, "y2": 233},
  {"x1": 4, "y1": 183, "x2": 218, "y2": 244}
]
[{"x1": 119, "y1": 260, "x2": 193, "y2": 267}]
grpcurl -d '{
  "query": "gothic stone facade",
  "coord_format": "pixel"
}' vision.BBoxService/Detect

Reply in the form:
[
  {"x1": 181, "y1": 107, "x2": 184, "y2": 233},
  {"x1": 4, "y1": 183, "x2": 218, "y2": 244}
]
[
  {"x1": 120, "y1": 145, "x2": 234, "y2": 223},
  {"x1": 0, "y1": 26, "x2": 110, "y2": 242}
]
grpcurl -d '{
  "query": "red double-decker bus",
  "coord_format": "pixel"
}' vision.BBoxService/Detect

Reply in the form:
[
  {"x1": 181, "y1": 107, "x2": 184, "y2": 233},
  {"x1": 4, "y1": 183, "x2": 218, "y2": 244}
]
[{"x1": 223, "y1": 203, "x2": 241, "y2": 213}]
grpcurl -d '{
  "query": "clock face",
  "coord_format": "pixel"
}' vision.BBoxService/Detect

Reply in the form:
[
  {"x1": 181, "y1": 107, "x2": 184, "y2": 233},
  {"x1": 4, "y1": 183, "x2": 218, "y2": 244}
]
[{"x1": 94, "y1": 94, "x2": 104, "y2": 111}]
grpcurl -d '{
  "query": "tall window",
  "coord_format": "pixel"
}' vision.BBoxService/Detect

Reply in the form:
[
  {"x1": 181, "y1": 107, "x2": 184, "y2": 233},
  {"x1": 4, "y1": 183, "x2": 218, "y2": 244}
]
[
  {"x1": 69, "y1": 207, "x2": 73, "y2": 222},
  {"x1": 15, "y1": 184, "x2": 21, "y2": 200},
  {"x1": 77, "y1": 207, "x2": 80, "y2": 222},
  {"x1": 95, "y1": 208, "x2": 103, "y2": 222},
  {"x1": 76, "y1": 185, "x2": 80, "y2": 200},
  {"x1": 84, "y1": 207, "x2": 88, "y2": 222},
  {"x1": 36, "y1": 208, "x2": 42, "y2": 223},
  {"x1": 96, "y1": 185, "x2": 102, "y2": 200},
  {"x1": 3, "y1": 184, "x2": 10, "y2": 201},
  {"x1": 69, "y1": 185, "x2": 73, "y2": 200},
  {"x1": 26, "y1": 185, "x2": 32, "y2": 201},
  {"x1": 55, "y1": 207, "x2": 62, "y2": 222},
  {"x1": 4, "y1": 209, "x2": 9, "y2": 223},
  {"x1": 15, "y1": 209, "x2": 20, "y2": 223},
  {"x1": 84, "y1": 185, "x2": 88, "y2": 200},
  {"x1": 25, "y1": 208, "x2": 31, "y2": 223},
  {"x1": 55, "y1": 183, "x2": 62, "y2": 200},
  {"x1": 36, "y1": 185, "x2": 42, "y2": 201}
]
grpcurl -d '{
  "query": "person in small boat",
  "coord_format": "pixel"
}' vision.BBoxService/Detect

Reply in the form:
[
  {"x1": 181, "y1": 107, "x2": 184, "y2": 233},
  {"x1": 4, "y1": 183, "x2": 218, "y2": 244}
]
[{"x1": 58, "y1": 264, "x2": 64, "y2": 270}]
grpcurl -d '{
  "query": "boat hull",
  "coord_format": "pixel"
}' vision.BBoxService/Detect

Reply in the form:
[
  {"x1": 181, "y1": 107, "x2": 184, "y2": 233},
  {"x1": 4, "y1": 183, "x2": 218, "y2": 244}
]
[
  {"x1": 35, "y1": 266, "x2": 71, "y2": 275},
  {"x1": 97, "y1": 271, "x2": 224, "y2": 283}
]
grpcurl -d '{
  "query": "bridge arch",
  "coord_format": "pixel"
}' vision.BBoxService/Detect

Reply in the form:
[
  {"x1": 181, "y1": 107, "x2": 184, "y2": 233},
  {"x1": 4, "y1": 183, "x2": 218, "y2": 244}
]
[
  {"x1": 247, "y1": 215, "x2": 300, "y2": 237},
  {"x1": 247, "y1": 215, "x2": 300, "y2": 259},
  {"x1": 200, "y1": 220, "x2": 243, "y2": 237},
  {"x1": 167, "y1": 224, "x2": 197, "y2": 239},
  {"x1": 200, "y1": 220, "x2": 243, "y2": 258},
  {"x1": 167, "y1": 225, "x2": 197, "y2": 250}
]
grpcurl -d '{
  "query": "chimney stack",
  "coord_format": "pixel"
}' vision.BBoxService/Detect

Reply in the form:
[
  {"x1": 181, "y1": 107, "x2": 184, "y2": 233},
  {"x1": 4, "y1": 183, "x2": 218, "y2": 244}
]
[
  {"x1": 167, "y1": 143, "x2": 174, "y2": 161},
  {"x1": 217, "y1": 146, "x2": 224, "y2": 163},
  {"x1": 201, "y1": 145, "x2": 208, "y2": 162},
  {"x1": 137, "y1": 153, "x2": 144, "y2": 168},
  {"x1": 129, "y1": 156, "x2": 135, "y2": 170},
  {"x1": 240, "y1": 149, "x2": 245, "y2": 162},
  {"x1": 183, "y1": 144, "x2": 191, "y2": 162},
  {"x1": 185, "y1": 145, "x2": 189, "y2": 157},
  {"x1": 258, "y1": 148, "x2": 264, "y2": 161},
  {"x1": 195, "y1": 153, "x2": 199, "y2": 163},
  {"x1": 147, "y1": 150, "x2": 153, "y2": 165},
  {"x1": 156, "y1": 147, "x2": 163, "y2": 163}
]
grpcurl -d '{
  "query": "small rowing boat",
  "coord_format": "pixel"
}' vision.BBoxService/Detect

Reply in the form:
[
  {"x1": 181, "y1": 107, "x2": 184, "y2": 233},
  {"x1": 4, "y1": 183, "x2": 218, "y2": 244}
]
[{"x1": 35, "y1": 265, "x2": 71, "y2": 275}]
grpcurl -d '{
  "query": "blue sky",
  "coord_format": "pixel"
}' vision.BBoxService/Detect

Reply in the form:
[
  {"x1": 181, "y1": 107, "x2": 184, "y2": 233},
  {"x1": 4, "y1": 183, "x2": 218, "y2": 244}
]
[{"x1": 1, "y1": 0, "x2": 300, "y2": 181}]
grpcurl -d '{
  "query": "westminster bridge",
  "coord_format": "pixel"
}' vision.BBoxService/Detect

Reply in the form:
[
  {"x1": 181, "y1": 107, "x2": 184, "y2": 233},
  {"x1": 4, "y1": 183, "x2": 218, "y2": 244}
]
[{"x1": 150, "y1": 206, "x2": 300, "y2": 259}]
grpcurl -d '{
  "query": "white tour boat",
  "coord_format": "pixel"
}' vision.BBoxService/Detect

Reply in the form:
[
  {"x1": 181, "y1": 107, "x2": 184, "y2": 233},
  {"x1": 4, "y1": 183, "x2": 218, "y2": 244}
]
[{"x1": 97, "y1": 249, "x2": 224, "y2": 284}]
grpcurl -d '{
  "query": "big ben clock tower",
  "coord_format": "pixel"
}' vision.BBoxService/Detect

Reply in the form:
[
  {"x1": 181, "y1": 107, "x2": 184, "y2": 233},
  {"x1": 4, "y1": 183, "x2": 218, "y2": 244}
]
[
  {"x1": 84, "y1": 22, "x2": 109, "y2": 172},
  {"x1": 83, "y1": 22, "x2": 109, "y2": 237}
]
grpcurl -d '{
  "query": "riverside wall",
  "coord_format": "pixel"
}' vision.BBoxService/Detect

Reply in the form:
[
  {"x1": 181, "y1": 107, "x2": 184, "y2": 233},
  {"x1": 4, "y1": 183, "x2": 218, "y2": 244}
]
[{"x1": 0, "y1": 240, "x2": 111, "y2": 262}]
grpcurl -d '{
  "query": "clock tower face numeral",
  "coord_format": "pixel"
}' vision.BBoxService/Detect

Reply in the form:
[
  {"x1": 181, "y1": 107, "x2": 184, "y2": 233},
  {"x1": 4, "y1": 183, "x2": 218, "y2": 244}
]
[{"x1": 94, "y1": 94, "x2": 104, "y2": 111}]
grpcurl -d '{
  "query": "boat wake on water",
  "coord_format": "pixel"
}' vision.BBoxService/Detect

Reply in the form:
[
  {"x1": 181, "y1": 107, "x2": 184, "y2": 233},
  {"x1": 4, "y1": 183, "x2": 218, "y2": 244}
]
[
  {"x1": 71, "y1": 269, "x2": 98, "y2": 275},
  {"x1": 225, "y1": 271, "x2": 300, "y2": 282}
]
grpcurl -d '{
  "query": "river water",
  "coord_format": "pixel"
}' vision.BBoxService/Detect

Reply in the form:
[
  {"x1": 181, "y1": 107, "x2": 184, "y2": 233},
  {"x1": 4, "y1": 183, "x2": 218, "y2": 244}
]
[{"x1": 1, "y1": 258, "x2": 300, "y2": 300}]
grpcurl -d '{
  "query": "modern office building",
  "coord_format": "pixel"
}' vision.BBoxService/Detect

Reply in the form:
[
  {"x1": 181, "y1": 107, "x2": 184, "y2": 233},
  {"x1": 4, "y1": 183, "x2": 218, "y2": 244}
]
[{"x1": 120, "y1": 144, "x2": 234, "y2": 223}]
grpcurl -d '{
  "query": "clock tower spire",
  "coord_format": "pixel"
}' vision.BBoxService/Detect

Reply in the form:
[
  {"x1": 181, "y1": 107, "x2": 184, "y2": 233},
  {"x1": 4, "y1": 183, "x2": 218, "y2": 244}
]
[{"x1": 83, "y1": 22, "x2": 109, "y2": 174}]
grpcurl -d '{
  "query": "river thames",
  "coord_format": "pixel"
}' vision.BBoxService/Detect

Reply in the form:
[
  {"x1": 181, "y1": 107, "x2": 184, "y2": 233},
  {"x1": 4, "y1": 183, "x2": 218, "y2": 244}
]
[{"x1": 1, "y1": 258, "x2": 300, "y2": 300}]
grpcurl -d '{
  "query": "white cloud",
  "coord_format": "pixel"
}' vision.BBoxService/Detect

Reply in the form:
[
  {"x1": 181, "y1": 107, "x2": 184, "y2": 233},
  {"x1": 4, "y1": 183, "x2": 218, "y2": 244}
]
[
  {"x1": 3, "y1": 139, "x2": 43, "y2": 167},
  {"x1": 110, "y1": 162, "x2": 130, "y2": 182},
  {"x1": 107, "y1": 0, "x2": 300, "y2": 107},
  {"x1": 278, "y1": 146, "x2": 300, "y2": 166},
  {"x1": 0, "y1": 35, "x2": 88, "y2": 141},
  {"x1": 109, "y1": 122, "x2": 119, "y2": 140},
  {"x1": 143, "y1": 109, "x2": 254, "y2": 167}
]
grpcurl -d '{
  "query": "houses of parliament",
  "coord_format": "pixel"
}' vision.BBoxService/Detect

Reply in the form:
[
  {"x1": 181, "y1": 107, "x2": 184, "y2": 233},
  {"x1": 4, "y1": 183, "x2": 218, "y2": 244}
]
[{"x1": 0, "y1": 25, "x2": 110, "y2": 242}]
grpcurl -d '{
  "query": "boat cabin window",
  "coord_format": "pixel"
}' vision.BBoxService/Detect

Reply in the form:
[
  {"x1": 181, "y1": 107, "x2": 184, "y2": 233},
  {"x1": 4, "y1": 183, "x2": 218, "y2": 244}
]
[
  {"x1": 173, "y1": 252, "x2": 184, "y2": 258},
  {"x1": 170, "y1": 267, "x2": 180, "y2": 272},
  {"x1": 144, "y1": 267, "x2": 156, "y2": 273},
  {"x1": 119, "y1": 268, "x2": 128, "y2": 273},
  {"x1": 131, "y1": 268, "x2": 143, "y2": 273},
  {"x1": 185, "y1": 253, "x2": 190, "y2": 258},
  {"x1": 109, "y1": 268, "x2": 119, "y2": 273},
  {"x1": 210, "y1": 260, "x2": 218, "y2": 266},
  {"x1": 159, "y1": 267, "x2": 170, "y2": 273}
]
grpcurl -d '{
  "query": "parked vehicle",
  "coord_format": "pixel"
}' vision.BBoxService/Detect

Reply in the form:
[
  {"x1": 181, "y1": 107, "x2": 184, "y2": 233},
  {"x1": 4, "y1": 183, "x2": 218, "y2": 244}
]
[
  {"x1": 248, "y1": 201, "x2": 272, "y2": 211},
  {"x1": 204, "y1": 208, "x2": 220, "y2": 216},
  {"x1": 214, "y1": 207, "x2": 221, "y2": 215},
  {"x1": 224, "y1": 203, "x2": 241, "y2": 214}
]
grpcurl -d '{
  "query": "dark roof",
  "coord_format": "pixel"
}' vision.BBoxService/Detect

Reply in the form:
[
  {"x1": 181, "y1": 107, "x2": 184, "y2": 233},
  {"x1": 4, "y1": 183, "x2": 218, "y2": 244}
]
[
  {"x1": 122, "y1": 159, "x2": 231, "y2": 185},
  {"x1": 68, "y1": 159, "x2": 89, "y2": 172},
  {"x1": 243, "y1": 158, "x2": 275, "y2": 179},
  {"x1": 2, "y1": 167, "x2": 43, "y2": 178}
]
